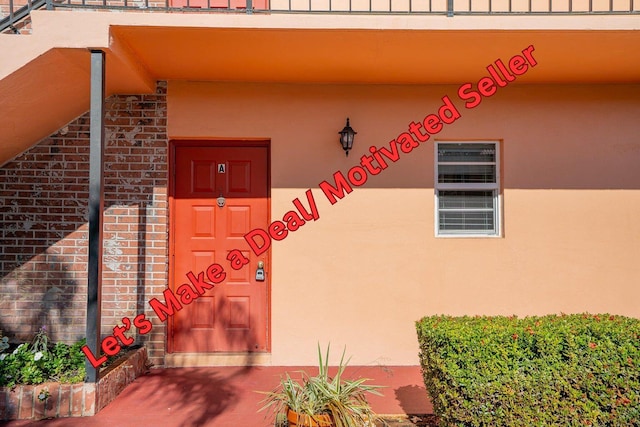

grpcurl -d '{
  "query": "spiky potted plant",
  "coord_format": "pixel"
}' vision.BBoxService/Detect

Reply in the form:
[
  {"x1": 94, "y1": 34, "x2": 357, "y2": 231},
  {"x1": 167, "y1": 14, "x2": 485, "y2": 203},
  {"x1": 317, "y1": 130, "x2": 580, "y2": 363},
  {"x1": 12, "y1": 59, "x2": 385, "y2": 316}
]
[{"x1": 258, "y1": 344, "x2": 385, "y2": 427}]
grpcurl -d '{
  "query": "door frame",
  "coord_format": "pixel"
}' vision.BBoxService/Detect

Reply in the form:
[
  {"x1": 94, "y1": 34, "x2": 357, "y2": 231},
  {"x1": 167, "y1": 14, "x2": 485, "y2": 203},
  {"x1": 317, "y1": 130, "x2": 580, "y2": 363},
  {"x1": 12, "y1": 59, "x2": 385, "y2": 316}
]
[{"x1": 167, "y1": 139, "x2": 271, "y2": 356}]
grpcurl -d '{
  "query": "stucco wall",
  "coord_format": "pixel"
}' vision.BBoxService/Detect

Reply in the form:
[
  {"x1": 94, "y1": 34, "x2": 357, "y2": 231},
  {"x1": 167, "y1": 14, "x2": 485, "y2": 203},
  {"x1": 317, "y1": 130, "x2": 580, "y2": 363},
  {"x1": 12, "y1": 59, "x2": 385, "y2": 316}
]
[
  {"x1": 168, "y1": 81, "x2": 640, "y2": 365},
  {"x1": 2, "y1": 80, "x2": 636, "y2": 368}
]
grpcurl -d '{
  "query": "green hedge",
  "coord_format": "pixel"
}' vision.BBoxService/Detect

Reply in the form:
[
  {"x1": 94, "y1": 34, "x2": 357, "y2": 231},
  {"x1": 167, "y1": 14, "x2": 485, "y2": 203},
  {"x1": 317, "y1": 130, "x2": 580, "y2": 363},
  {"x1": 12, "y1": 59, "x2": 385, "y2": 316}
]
[{"x1": 415, "y1": 314, "x2": 640, "y2": 426}]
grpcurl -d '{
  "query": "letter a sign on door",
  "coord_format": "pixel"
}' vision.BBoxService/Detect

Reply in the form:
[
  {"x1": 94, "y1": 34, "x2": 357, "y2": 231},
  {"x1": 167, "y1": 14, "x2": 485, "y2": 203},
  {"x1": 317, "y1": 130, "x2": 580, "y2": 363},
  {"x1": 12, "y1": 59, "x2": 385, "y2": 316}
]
[{"x1": 218, "y1": 163, "x2": 226, "y2": 173}]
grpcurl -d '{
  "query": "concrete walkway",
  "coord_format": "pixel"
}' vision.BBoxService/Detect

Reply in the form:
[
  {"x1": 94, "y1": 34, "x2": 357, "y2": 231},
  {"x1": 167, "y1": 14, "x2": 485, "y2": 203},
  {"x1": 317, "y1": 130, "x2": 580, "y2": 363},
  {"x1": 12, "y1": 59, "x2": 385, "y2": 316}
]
[{"x1": 1, "y1": 366, "x2": 433, "y2": 426}]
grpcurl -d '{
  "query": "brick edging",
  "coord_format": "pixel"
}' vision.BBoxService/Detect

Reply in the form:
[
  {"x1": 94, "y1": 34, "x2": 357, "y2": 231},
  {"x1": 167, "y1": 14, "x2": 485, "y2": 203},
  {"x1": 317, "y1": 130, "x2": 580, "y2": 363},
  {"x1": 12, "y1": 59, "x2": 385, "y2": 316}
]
[
  {"x1": 0, "y1": 346, "x2": 148, "y2": 420},
  {"x1": 96, "y1": 346, "x2": 148, "y2": 412}
]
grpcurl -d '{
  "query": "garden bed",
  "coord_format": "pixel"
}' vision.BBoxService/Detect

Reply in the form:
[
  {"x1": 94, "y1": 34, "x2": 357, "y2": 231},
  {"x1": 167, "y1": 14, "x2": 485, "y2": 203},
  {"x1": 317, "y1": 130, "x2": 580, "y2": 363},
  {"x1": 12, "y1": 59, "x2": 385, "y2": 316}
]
[{"x1": 0, "y1": 346, "x2": 148, "y2": 420}]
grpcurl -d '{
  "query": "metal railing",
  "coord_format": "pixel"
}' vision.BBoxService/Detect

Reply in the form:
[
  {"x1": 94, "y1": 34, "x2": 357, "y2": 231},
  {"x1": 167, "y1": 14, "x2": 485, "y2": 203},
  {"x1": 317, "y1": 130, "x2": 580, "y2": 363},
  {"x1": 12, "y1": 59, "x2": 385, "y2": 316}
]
[
  {"x1": 1, "y1": 0, "x2": 46, "y2": 33},
  {"x1": 2, "y1": 0, "x2": 639, "y2": 33}
]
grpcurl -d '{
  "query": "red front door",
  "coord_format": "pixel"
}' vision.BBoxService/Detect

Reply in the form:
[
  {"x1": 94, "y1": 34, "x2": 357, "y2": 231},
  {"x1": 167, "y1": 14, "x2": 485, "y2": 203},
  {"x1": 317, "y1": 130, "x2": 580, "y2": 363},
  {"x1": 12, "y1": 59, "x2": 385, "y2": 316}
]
[{"x1": 170, "y1": 143, "x2": 269, "y2": 353}]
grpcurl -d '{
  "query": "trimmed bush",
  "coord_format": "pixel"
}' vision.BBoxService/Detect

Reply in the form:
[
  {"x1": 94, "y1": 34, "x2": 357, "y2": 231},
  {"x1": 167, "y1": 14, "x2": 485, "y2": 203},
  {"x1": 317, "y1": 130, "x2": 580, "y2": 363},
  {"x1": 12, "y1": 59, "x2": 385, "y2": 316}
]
[{"x1": 416, "y1": 314, "x2": 640, "y2": 426}]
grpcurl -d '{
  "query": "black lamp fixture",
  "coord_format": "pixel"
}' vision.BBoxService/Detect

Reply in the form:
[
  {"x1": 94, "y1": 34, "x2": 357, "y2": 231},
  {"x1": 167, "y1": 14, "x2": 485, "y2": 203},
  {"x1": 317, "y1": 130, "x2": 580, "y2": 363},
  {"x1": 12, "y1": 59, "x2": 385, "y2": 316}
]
[{"x1": 338, "y1": 118, "x2": 357, "y2": 156}]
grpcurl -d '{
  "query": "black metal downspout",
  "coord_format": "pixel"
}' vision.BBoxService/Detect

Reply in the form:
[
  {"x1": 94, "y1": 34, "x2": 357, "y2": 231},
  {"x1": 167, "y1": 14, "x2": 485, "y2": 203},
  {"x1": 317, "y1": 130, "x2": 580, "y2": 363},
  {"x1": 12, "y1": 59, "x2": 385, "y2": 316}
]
[{"x1": 85, "y1": 50, "x2": 105, "y2": 384}]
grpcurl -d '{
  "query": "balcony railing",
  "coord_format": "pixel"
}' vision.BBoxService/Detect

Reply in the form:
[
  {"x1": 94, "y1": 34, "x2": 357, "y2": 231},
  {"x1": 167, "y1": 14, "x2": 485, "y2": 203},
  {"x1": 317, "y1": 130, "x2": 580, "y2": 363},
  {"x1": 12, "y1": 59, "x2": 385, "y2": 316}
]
[{"x1": 2, "y1": 0, "x2": 639, "y2": 33}]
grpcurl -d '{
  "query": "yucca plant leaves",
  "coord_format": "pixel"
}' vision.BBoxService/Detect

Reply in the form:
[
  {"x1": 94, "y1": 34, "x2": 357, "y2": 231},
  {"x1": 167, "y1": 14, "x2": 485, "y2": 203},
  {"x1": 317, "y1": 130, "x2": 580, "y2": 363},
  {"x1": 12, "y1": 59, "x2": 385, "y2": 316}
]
[{"x1": 257, "y1": 343, "x2": 386, "y2": 426}]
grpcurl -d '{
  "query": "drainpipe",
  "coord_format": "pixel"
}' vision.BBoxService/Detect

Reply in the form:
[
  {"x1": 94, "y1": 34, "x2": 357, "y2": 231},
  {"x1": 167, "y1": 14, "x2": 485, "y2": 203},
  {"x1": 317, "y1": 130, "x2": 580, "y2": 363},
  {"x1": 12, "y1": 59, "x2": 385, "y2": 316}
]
[{"x1": 86, "y1": 50, "x2": 105, "y2": 384}]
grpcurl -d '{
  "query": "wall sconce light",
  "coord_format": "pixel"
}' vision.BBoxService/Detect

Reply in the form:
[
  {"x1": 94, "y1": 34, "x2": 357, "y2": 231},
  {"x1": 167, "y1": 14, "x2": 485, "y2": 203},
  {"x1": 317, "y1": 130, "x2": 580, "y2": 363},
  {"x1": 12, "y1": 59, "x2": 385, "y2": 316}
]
[{"x1": 338, "y1": 118, "x2": 357, "y2": 157}]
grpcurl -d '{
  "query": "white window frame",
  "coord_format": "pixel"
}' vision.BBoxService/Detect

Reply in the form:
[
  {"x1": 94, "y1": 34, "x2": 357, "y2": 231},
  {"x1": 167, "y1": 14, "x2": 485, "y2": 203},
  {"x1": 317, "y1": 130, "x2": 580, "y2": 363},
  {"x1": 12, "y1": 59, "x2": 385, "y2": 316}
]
[{"x1": 434, "y1": 140, "x2": 501, "y2": 237}]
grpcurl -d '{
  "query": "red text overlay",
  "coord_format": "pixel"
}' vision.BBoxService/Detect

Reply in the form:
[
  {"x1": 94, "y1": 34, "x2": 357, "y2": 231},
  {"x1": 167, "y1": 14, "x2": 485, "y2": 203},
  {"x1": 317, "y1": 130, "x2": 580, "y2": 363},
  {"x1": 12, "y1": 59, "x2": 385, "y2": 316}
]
[{"x1": 83, "y1": 44, "x2": 537, "y2": 367}]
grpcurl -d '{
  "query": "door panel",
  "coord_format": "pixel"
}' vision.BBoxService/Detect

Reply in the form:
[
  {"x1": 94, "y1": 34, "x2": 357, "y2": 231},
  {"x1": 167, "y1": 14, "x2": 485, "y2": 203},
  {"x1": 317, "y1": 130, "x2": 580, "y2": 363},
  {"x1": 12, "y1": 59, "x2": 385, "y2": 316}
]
[{"x1": 171, "y1": 144, "x2": 269, "y2": 353}]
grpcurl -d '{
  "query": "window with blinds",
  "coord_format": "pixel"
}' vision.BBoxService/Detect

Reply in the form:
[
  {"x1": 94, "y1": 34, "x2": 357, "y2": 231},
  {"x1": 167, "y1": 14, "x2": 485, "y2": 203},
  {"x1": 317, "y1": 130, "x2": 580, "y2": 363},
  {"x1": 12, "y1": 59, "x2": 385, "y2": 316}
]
[{"x1": 435, "y1": 142, "x2": 500, "y2": 236}]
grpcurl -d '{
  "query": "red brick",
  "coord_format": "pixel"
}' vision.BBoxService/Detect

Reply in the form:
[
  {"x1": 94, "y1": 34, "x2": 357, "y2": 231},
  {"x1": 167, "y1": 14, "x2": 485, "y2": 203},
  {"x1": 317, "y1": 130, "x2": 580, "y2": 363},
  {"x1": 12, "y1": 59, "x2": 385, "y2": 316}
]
[
  {"x1": 18, "y1": 386, "x2": 34, "y2": 419},
  {"x1": 0, "y1": 389, "x2": 7, "y2": 420},
  {"x1": 33, "y1": 388, "x2": 46, "y2": 420},
  {"x1": 4, "y1": 389, "x2": 19, "y2": 420},
  {"x1": 42, "y1": 383, "x2": 60, "y2": 418},
  {"x1": 1, "y1": 85, "x2": 168, "y2": 360},
  {"x1": 83, "y1": 384, "x2": 96, "y2": 416},
  {"x1": 58, "y1": 385, "x2": 71, "y2": 417},
  {"x1": 70, "y1": 383, "x2": 83, "y2": 416}
]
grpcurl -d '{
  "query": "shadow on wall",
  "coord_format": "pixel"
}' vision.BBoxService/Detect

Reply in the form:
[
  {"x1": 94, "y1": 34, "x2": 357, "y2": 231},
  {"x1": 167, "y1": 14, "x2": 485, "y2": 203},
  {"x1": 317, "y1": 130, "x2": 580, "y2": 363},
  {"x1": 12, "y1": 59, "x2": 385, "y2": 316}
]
[
  {"x1": 395, "y1": 384, "x2": 433, "y2": 415},
  {"x1": 0, "y1": 201, "x2": 160, "y2": 347},
  {"x1": 0, "y1": 88, "x2": 168, "y2": 346},
  {"x1": 0, "y1": 250, "x2": 81, "y2": 343}
]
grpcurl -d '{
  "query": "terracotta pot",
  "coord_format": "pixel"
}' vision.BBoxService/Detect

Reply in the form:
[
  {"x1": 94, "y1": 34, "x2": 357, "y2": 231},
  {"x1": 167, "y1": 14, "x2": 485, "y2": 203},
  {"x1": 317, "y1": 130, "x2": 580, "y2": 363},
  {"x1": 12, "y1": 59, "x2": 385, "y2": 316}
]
[{"x1": 286, "y1": 408, "x2": 333, "y2": 427}]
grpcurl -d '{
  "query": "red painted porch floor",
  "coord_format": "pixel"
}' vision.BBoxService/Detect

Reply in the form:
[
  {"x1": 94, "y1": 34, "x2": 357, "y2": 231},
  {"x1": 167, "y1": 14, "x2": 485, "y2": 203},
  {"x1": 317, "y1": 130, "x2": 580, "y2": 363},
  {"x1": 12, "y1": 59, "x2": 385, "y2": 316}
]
[{"x1": 1, "y1": 365, "x2": 434, "y2": 426}]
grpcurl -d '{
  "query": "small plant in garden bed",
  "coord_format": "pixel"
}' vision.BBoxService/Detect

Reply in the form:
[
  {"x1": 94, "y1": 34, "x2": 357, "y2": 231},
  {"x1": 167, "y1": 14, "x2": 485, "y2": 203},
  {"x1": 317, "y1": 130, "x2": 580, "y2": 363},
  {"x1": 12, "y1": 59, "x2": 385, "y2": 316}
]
[{"x1": 0, "y1": 327, "x2": 86, "y2": 388}]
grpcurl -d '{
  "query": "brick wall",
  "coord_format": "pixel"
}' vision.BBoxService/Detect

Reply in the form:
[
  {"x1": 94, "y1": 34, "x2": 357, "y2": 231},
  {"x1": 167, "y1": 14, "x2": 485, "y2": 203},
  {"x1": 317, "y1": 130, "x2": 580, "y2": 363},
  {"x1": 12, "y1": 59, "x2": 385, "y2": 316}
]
[{"x1": 0, "y1": 82, "x2": 168, "y2": 366}]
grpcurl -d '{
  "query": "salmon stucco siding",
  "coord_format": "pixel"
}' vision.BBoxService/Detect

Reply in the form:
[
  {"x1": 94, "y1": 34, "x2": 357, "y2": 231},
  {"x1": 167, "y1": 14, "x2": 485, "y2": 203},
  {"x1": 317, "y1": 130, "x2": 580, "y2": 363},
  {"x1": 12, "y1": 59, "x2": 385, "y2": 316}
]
[
  {"x1": 169, "y1": 81, "x2": 640, "y2": 366},
  {"x1": 1, "y1": 78, "x2": 638, "y2": 367}
]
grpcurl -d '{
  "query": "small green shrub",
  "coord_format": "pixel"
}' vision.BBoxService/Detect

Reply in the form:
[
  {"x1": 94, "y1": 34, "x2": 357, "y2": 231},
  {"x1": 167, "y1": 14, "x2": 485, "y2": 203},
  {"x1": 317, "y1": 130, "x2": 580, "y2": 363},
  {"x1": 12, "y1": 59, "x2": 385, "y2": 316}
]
[
  {"x1": 416, "y1": 314, "x2": 640, "y2": 427},
  {"x1": 0, "y1": 328, "x2": 86, "y2": 388}
]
